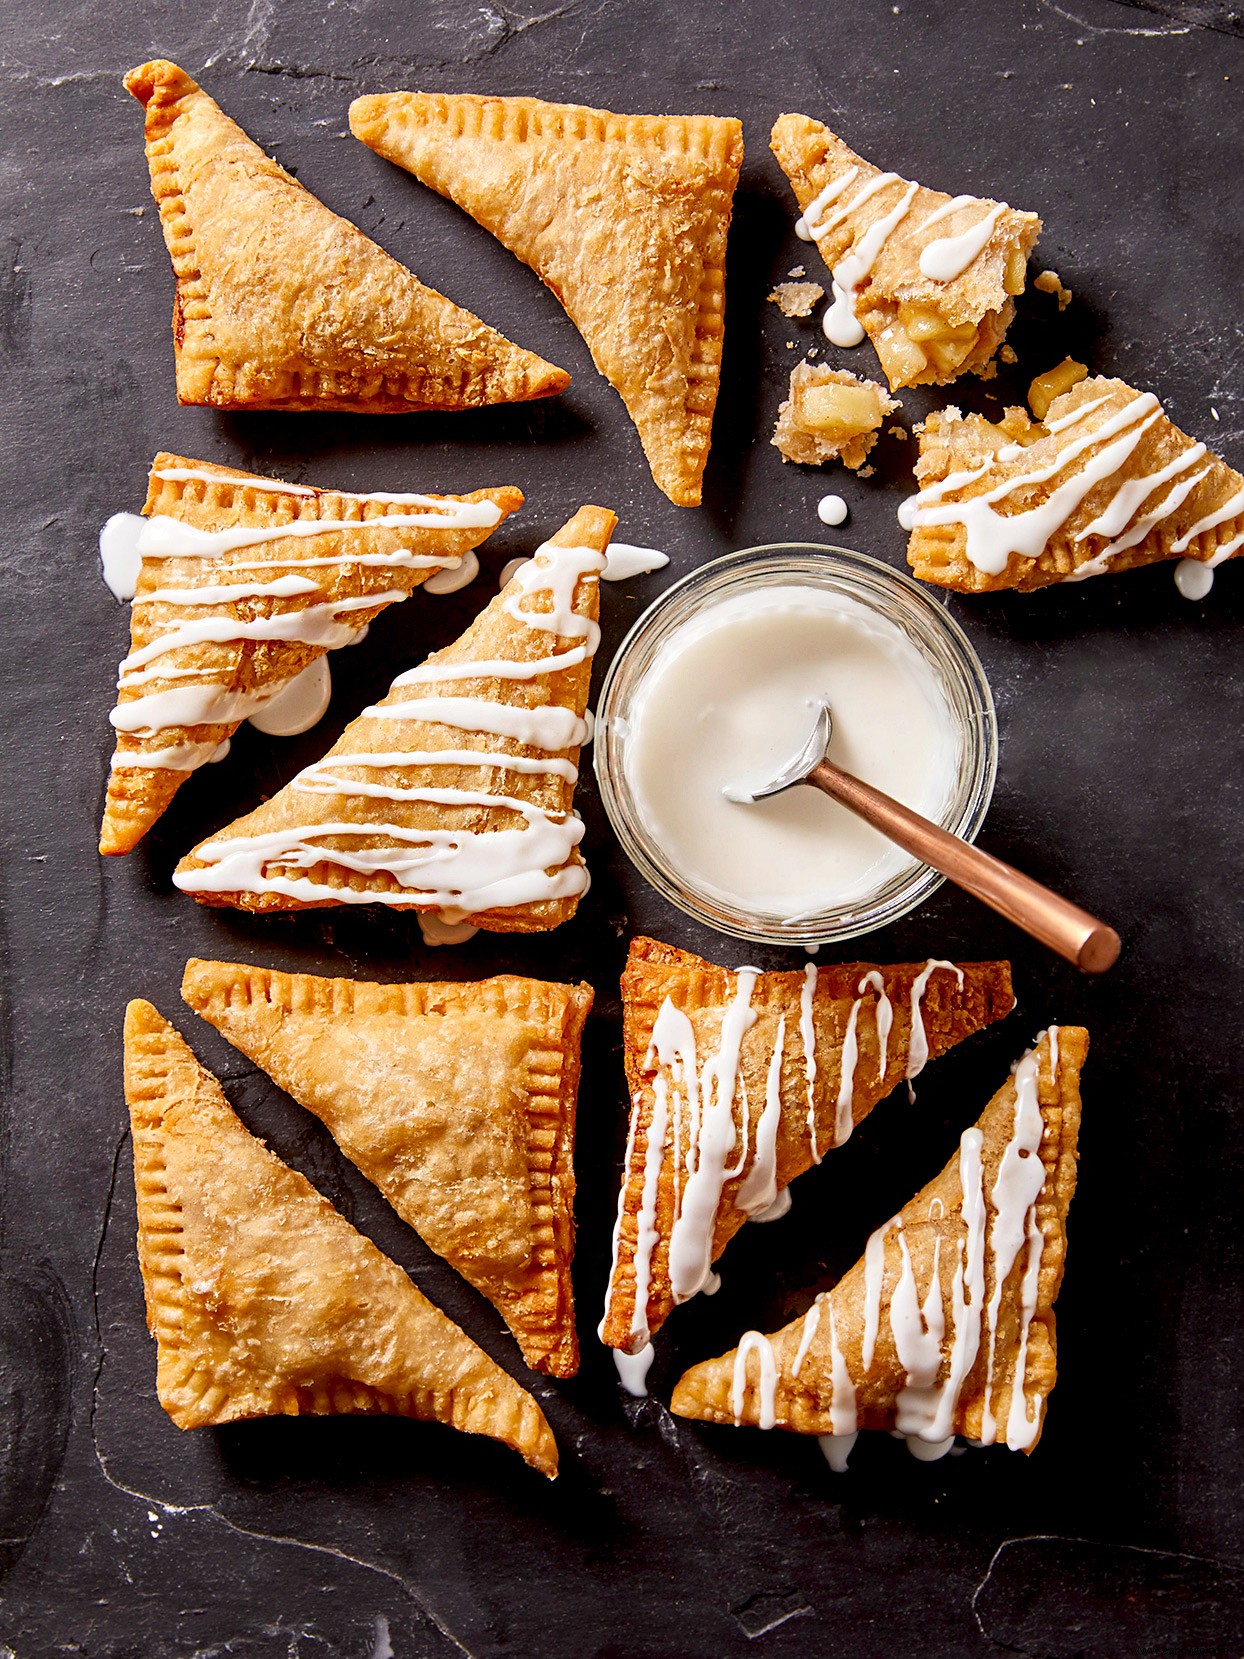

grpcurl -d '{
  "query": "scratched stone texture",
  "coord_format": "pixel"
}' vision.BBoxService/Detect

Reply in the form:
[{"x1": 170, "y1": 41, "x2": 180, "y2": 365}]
[{"x1": 0, "y1": 0, "x2": 1242, "y2": 1654}]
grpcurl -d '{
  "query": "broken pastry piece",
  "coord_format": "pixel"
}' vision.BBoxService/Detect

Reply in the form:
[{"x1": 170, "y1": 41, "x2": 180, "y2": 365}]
[
  {"x1": 771, "y1": 114, "x2": 1040, "y2": 389},
  {"x1": 123, "y1": 999, "x2": 558, "y2": 1476},
  {"x1": 905, "y1": 374, "x2": 1244, "y2": 593},
  {"x1": 672, "y1": 1026, "x2": 1086, "y2": 1468},
  {"x1": 772, "y1": 363, "x2": 898, "y2": 470},
  {"x1": 101, "y1": 454, "x2": 523, "y2": 856},
  {"x1": 349, "y1": 92, "x2": 744, "y2": 506},
  {"x1": 124, "y1": 62, "x2": 569, "y2": 411},
  {"x1": 768, "y1": 281, "x2": 824, "y2": 319},
  {"x1": 181, "y1": 959, "x2": 592, "y2": 1377},
  {"x1": 600, "y1": 938, "x2": 1015, "y2": 1354},
  {"x1": 174, "y1": 505, "x2": 615, "y2": 930}
]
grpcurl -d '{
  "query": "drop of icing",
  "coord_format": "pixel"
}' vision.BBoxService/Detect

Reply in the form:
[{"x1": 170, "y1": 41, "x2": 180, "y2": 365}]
[
  {"x1": 1174, "y1": 558, "x2": 1214, "y2": 601},
  {"x1": 416, "y1": 909, "x2": 480, "y2": 947},
  {"x1": 819, "y1": 1431, "x2": 859, "y2": 1472},
  {"x1": 499, "y1": 556, "x2": 531, "y2": 589},
  {"x1": 822, "y1": 280, "x2": 866, "y2": 347},
  {"x1": 613, "y1": 1344, "x2": 655, "y2": 1397},
  {"x1": 247, "y1": 656, "x2": 332, "y2": 737},
  {"x1": 207, "y1": 739, "x2": 231, "y2": 764},
  {"x1": 349, "y1": 623, "x2": 370, "y2": 646},
  {"x1": 603, "y1": 543, "x2": 670, "y2": 581},
  {"x1": 897, "y1": 496, "x2": 920, "y2": 532},
  {"x1": 99, "y1": 512, "x2": 146, "y2": 602},
  {"x1": 817, "y1": 495, "x2": 848, "y2": 527},
  {"x1": 750, "y1": 1187, "x2": 793, "y2": 1223},
  {"x1": 905, "y1": 1433, "x2": 957, "y2": 1462},
  {"x1": 423, "y1": 549, "x2": 479, "y2": 595}
]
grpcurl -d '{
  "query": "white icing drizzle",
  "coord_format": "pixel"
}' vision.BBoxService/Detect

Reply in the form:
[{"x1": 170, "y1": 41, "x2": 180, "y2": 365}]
[
  {"x1": 817, "y1": 174, "x2": 921, "y2": 348},
  {"x1": 736, "y1": 1016, "x2": 786, "y2": 1216},
  {"x1": 834, "y1": 998, "x2": 862, "y2": 1148},
  {"x1": 599, "y1": 1093, "x2": 645, "y2": 1344},
  {"x1": 732, "y1": 1331, "x2": 778, "y2": 1429},
  {"x1": 794, "y1": 166, "x2": 860, "y2": 240},
  {"x1": 861, "y1": 1220, "x2": 894, "y2": 1373},
  {"x1": 751, "y1": 1187, "x2": 792, "y2": 1223},
  {"x1": 173, "y1": 538, "x2": 604, "y2": 915},
  {"x1": 150, "y1": 467, "x2": 504, "y2": 516},
  {"x1": 918, "y1": 201, "x2": 1008, "y2": 282},
  {"x1": 614, "y1": 1343, "x2": 655, "y2": 1397},
  {"x1": 819, "y1": 1432, "x2": 860, "y2": 1473},
  {"x1": 1065, "y1": 465, "x2": 1212, "y2": 582},
  {"x1": 667, "y1": 969, "x2": 760, "y2": 1301},
  {"x1": 910, "y1": 393, "x2": 1181, "y2": 575},
  {"x1": 1169, "y1": 483, "x2": 1244, "y2": 553},
  {"x1": 857, "y1": 970, "x2": 894, "y2": 1081},
  {"x1": 906, "y1": 960, "x2": 965, "y2": 1081},
  {"x1": 800, "y1": 964, "x2": 820, "y2": 1163},
  {"x1": 792, "y1": 1297, "x2": 822, "y2": 1377}
]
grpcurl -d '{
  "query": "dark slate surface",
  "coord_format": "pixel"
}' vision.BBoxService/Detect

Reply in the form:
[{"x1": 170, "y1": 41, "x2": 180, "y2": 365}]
[{"x1": 1, "y1": 0, "x2": 1242, "y2": 1653}]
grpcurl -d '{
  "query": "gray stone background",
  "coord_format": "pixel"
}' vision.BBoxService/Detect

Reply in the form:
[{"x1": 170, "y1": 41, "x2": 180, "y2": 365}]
[{"x1": 1, "y1": 0, "x2": 1242, "y2": 1653}]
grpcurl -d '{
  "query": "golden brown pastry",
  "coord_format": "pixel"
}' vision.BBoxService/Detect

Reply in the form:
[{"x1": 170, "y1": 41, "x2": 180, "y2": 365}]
[
  {"x1": 771, "y1": 114, "x2": 1040, "y2": 390},
  {"x1": 600, "y1": 938, "x2": 1015, "y2": 1353},
  {"x1": 671, "y1": 1027, "x2": 1086, "y2": 1467},
  {"x1": 905, "y1": 374, "x2": 1244, "y2": 593},
  {"x1": 174, "y1": 505, "x2": 616, "y2": 930},
  {"x1": 101, "y1": 454, "x2": 523, "y2": 856},
  {"x1": 772, "y1": 363, "x2": 898, "y2": 469},
  {"x1": 123, "y1": 999, "x2": 558, "y2": 1476},
  {"x1": 349, "y1": 92, "x2": 744, "y2": 506},
  {"x1": 181, "y1": 959, "x2": 592, "y2": 1377},
  {"x1": 124, "y1": 61, "x2": 569, "y2": 411}
]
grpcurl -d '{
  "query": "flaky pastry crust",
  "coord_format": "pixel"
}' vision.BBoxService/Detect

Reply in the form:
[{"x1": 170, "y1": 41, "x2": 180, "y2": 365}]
[
  {"x1": 123, "y1": 999, "x2": 558, "y2": 1476},
  {"x1": 349, "y1": 92, "x2": 743, "y2": 506},
  {"x1": 600, "y1": 938, "x2": 1015, "y2": 1352},
  {"x1": 174, "y1": 505, "x2": 616, "y2": 931},
  {"x1": 771, "y1": 114, "x2": 1040, "y2": 390},
  {"x1": 181, "y1": 959, "x2": 592, "y2": 1377},
  {"x1": 124, "y1": 61, "x2": 569, "y2": 411},
  {"x1": 672, "y1": 1027, "x2": 1087, "y2": 1455},
  {"x1": 101, "y1": 453, "x2": 523, "y2": 856},
  {"x1": 906, "y1": 375, "x2": 1244, "y2": 592}
]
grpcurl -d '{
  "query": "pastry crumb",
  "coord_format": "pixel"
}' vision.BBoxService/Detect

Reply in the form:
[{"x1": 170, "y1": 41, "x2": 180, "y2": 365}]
[
  {"x1": 1034, "y1": 269, "x2": 1073, "y2": 310},
  {"x1": 1000, "y1": 344, "x2": 1017, "y2": 364},
  {"x1": 857, "y1": 465, "x2": 876, "y2": 478},
  {"x1": 769, "y1": 280, "x2": 825, "y2": 319},
  {"x1": 788, "y1": 264, "x2": 807, "y2": 278},
  {"x1": 888, "y1": 425, "x2": 909, "y2": 440},
  {"x1": 807, "y1": 347, "x2": 819, "y2": 360},
  {"x1": 978, "y1": 360, "x2": 998, "y2": 381},
  {"x1": 773, "y1": 363, "x2": 899, "y2": 470}
]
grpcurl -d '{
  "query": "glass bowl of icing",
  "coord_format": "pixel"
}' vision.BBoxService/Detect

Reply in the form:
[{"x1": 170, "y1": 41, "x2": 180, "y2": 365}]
[{"x1": 593, "y1": 545, "x2": 997, "y2": 947}]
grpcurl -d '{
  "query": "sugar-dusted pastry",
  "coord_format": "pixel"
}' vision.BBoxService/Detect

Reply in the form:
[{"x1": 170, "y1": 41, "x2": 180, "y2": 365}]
[
  {"x1": 174, "y1": 505, "x2": 615, "y2": 929},
  {"x1": 181, "y1": 959, "x2": 592, "y2": 1377},
  {"x1": 124, "y1": 62, "x2": 569, "y2": 412},
  {"x1": 904, "y1": 374, "x2": 1244, "y2": 594},
  {"x1": 770, "y1": 114, "x2": 1041, "y2": 389},
  {"x1": 672, "y1": 1026, "x2": 1086, "y2": 1469},
  {"x1": 100, "y1": 454, "x2": 523, "y2": 856},
  {"x1": 123, "y1": 999, "x2": 558, "y2": 1476},
  {"x1": 349, "y1": 92, "x2": 744, "y2": 507},
  {"x1": 772, "y1": 363, "x2": 898, "y2": 469},
  {"x1": 768, "y1": 281, "x2": 824, "y2": 319},
  {"x1": 599, "y1": 938, "x2": 1014, "y2": 1354}
]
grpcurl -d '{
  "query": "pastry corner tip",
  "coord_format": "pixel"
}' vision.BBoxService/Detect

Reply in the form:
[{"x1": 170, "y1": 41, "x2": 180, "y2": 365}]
[{"x1": 123, "y1": 59, "x2": 193, "y2": 104}]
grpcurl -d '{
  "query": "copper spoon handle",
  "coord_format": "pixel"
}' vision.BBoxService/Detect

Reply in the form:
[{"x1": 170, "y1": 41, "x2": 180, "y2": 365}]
[{"x1": 806, "y1": 758, "x2": 1120, "y2": 973}]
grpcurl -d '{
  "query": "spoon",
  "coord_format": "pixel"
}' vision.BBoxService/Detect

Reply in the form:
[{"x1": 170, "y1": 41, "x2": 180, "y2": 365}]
[{"x1": 732, "y1": 701, "x2": 1120, "y2": 973}]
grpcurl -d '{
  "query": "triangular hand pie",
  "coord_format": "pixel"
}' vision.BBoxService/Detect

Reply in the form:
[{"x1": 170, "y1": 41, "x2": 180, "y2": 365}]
[
  {"x1": 123, "y1": 999, "x2": 558, "y2": 1476},
  {"x1": 174, "y1": 505, "x2": 616, "y2": 931},
  {"x1": 181, "y1": 959, "x2": 592, "y2": 1377},
  {"x1": 671, "y1": 1027, "x2": 1086, "y2": 1467},
  {"x1": 101, "y1": 453, "x2": 523, "y2": 855},
  {"x1": 349, "y1": 92, "x2": 744, "y2": 506},
  {"x1": 600, "y1": 938, "x2": 1014, "y2": 1353},
  {"x1": 905, "y1": 374, "x2": 1244, "y2": 593},
  {"x1": 771, "y1": 114, "x2": 1040, "y2": 389},
  {"x1": 124, "y1": 62, "x2": 569, "y2": 411}
]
